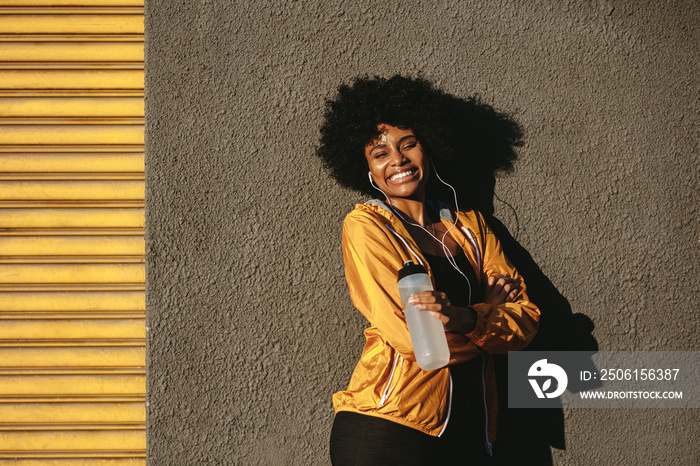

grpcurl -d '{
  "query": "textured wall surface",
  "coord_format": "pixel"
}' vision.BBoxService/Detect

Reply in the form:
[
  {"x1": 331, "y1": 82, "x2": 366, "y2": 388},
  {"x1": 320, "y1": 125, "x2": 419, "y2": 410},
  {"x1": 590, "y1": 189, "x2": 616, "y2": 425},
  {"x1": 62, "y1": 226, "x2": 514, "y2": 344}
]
[{"x1": 145, "y1": 1, "x2": 699, "y2": 464}]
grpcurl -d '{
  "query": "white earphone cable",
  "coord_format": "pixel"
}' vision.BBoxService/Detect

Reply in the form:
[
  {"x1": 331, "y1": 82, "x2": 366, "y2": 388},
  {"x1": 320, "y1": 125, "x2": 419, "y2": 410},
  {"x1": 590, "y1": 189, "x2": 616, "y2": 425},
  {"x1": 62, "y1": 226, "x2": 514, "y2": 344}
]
[{"x1": 368, "y1": 165, "x2": 473, "y2": 304}]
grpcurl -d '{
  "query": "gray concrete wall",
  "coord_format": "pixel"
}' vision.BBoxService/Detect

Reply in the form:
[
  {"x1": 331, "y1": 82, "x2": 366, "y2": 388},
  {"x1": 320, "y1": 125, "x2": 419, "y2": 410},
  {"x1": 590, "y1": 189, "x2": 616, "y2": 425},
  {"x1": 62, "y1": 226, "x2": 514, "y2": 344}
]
[{"x1": 145, "y1": 1, "x2": 699, "y2": 464}]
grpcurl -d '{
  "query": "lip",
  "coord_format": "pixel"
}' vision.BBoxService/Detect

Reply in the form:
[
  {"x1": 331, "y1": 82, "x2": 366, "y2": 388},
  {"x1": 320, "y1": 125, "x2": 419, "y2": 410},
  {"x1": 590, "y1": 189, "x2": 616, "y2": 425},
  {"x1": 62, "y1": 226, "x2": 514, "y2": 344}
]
[{"x1": 387, "y1": 167, "x2": 420, "y2": 185}]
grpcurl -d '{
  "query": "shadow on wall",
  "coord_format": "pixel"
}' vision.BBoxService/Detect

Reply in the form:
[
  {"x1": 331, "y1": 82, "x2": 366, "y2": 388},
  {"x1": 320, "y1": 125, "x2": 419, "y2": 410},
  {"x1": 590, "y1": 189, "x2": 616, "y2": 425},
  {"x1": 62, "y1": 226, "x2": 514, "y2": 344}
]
[
  {"x1": 488, "y1": 214, "x2": 598, "y2": 465},
  {"x1": 434, "y1": 96, "x2": 599, "y2": 464}
]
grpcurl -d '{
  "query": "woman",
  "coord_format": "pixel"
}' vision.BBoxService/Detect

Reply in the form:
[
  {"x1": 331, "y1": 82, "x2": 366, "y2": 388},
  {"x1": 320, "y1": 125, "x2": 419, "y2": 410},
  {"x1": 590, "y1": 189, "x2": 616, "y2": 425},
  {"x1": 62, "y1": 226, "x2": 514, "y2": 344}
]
[{"x1": 317, "y1": 75, "x2": 540, "y2": 465}]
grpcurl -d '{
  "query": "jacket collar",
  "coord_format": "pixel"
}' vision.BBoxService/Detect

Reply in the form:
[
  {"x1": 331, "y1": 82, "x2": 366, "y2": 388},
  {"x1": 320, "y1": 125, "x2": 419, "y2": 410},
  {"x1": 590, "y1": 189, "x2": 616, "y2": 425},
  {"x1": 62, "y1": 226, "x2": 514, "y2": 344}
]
[
  {"x1": 365, "y1": 198, "x2": 455, "y2": 223},
  {"x1": 360, "y1": 199, "x2": 481, "y2": 282}
]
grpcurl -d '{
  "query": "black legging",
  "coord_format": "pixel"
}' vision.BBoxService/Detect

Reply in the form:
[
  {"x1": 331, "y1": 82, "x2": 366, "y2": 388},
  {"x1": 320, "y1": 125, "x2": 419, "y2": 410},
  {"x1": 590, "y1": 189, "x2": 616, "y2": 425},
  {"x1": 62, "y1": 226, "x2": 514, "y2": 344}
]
[
  {"x1": 330, "y1": 407, "x2": 492, "y2": 465},
  {"x1": 330, "y1": 355, "x2": 492, "y2": 465},
  {"x1": 330, "y1": 411, "x2": 437, "y2": 465}
]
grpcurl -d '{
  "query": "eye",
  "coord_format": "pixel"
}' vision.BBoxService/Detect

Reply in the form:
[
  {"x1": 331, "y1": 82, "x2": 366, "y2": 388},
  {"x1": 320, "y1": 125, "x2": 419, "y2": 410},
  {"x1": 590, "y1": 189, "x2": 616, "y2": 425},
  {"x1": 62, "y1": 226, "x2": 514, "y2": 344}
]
[
  {"x1": 374, "y1": 152, "x2": 388, "y2": 158},
  {"x1": 401, "y1": 141, "x2": 418, "y2": 151}
]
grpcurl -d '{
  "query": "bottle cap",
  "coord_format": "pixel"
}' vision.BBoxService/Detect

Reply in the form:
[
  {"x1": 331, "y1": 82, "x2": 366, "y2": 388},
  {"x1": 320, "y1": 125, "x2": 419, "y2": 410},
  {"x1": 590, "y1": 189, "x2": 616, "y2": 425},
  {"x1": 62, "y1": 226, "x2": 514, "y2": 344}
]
[{"x1": 397, "y1": 260, "x2": 428, "y2": 280}]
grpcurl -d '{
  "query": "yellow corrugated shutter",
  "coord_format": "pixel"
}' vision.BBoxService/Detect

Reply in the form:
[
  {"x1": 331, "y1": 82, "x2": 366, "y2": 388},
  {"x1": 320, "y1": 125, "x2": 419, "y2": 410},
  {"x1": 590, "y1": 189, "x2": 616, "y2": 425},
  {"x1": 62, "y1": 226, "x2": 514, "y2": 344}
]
[{"x1": 0, "y1": 0, "x2": 145, "y2": 464}]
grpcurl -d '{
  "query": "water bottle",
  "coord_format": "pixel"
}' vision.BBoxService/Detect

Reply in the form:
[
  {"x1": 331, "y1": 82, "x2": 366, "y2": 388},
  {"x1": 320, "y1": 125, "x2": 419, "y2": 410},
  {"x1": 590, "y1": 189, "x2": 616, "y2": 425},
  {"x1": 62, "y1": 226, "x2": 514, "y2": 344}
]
[{"x1": 397, "y1": 260, "x2": 450, "y2": 370}]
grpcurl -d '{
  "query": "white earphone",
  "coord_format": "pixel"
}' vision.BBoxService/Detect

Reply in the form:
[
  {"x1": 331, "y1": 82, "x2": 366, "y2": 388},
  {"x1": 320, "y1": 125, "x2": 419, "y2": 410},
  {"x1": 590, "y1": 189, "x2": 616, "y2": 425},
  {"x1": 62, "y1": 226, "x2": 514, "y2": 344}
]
[{"x1": 368, "y1": 171, "x2": 377, "y2": 188}]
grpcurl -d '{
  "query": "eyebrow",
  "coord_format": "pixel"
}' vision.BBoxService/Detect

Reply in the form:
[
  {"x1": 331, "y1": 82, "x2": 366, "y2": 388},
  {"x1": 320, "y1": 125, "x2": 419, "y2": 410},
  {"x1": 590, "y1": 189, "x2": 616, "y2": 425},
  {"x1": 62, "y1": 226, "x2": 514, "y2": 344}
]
[
  {"x1": 369, "y1": 143, "x2": 387, "y2": 153},
  {"x1": 368, "y1": 135, "x2": 417, "y2": 154}
]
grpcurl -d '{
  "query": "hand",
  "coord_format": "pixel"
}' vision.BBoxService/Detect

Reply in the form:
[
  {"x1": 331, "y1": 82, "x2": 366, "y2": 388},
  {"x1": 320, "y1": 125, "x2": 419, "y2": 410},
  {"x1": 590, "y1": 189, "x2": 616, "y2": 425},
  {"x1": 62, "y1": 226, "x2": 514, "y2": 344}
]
[
  {"x1": 485, "y1": 274, "x2": 522, "y2": 305},
  {"x1": 408, "y1": 291, "x2": 477, "y2": 334}
]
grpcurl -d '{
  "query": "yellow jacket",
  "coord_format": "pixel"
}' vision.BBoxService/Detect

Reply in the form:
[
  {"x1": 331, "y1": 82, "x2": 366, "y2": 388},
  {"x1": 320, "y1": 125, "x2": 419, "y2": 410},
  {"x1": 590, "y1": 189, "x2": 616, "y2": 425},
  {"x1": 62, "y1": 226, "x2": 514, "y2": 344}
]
[{"x1": 332, "y1": 200, "x2": 540, "y2": 441}]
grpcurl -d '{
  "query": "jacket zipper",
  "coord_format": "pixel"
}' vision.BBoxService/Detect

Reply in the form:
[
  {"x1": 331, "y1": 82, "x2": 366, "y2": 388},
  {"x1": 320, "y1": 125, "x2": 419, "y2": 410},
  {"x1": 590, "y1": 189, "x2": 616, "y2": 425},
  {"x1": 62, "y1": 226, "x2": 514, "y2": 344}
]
[
  {"x1": 481, "y1": 355, "x2": 493, "y2": 456},
  {"x1": 460, "y1": 227, "x2": 482, "y2": 285},
  {"x1": 461, "y1": 222, "x2": 489, "y2": 450},
  {"x1": 379, "y1": 353, "x2": 402, "y2": 407},
  {"x1": 437, "y1": 369, "x2": 453, "y2": 437},
  {"x1": 385, "y1": 214, "x2": 480, "y2": 444}
]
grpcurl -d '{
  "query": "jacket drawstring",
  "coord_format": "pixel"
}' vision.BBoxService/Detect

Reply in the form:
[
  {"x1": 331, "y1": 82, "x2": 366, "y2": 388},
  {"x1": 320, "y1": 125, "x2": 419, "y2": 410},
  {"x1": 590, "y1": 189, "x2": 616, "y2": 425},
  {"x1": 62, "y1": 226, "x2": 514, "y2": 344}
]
[{"x1": 385, "y1": 223, "x2": 425, "y2": 266}]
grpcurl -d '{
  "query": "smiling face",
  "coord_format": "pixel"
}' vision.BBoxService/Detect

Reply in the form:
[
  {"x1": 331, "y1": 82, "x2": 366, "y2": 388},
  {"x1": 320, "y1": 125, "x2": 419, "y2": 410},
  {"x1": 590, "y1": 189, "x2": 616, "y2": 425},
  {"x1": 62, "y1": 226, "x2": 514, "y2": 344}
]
[{"x1": 365, "y1": 124, "x2": 428, "y2": 201}]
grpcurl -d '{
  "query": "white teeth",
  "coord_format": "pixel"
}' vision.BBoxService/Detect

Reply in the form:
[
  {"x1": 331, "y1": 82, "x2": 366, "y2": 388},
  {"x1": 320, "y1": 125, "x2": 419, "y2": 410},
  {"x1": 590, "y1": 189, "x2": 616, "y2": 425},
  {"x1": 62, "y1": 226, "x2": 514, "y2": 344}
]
[{"x1": 389, "y1": 170, "x2": 415, "y2": 182}]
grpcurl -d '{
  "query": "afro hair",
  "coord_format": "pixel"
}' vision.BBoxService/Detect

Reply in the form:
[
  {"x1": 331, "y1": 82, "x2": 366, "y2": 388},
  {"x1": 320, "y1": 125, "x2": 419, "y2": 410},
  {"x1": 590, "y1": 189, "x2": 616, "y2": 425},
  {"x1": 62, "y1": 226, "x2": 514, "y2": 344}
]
[{"x1": 316, "y1": 75, "x2": 523, "y2": 212}]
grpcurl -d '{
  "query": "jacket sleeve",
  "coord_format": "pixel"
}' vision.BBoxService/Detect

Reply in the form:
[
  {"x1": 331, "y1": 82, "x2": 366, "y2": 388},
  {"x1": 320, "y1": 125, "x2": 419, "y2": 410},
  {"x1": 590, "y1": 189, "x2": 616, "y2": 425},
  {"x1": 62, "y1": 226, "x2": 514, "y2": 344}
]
[
  {"x1": 343, "y1": 211, "x2": 483, "y2": 365},
  {"x1": 465, "y1": 212, "x2": 540, "y2": 353}
]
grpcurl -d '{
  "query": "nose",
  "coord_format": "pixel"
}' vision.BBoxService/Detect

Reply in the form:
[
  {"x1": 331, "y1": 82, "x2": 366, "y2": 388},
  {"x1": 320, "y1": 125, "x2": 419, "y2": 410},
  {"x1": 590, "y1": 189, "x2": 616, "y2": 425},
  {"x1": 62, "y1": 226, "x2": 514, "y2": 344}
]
[{"x1": 388, "y1": 147, "x2": 409, "y2": 166}]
